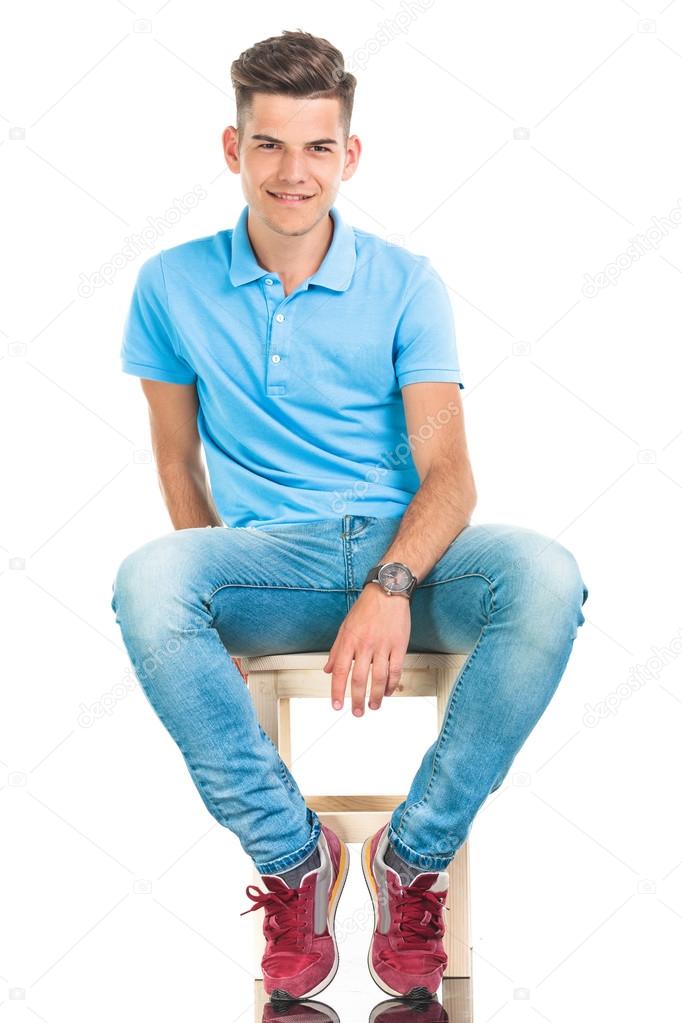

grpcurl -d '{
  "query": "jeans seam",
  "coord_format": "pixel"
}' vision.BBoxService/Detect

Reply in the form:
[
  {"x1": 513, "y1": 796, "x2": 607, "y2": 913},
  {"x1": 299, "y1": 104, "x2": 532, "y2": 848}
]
[
  {"x1": 258, "y1": 724, "x2": 300, "y2": 797},
  {"x1": 342, "y1": 527, "x2": 353, "y2": 611},
  {"x1": 347, "y1": 571, "x2": 498, "y2": 595},
  {"x1": 392, "y1": 570, "x2": 496, "y2": 840},
  {"x1": 341, "y1": 523, "x2": 372, "y2": 539},
  {"x1": 205, "y1": 582, "x2": 347, "y2": 604}
]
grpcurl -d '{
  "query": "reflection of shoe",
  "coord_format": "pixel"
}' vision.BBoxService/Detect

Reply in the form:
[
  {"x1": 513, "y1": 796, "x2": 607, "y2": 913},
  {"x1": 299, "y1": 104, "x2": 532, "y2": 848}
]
[
  {"x1": 362, "y1": 823, "x2": 449, "y2": 1000},
  {"x1": 241, "y1": 825, "x2": 350, "y2": 1002},
  {"x1": 262, "y1": 998, "x2": 341, "y2": 1021},
  {"x1": 368, "y1": 997, "x2": 449, "y2": 1021}
]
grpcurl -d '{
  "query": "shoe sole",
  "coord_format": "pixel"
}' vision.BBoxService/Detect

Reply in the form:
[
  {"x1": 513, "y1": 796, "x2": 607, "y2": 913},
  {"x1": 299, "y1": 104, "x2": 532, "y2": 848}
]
[
  {"x1": 270, "y1": 1001, "x2": 341, "y2": 1022},
  {"x1": 361, "y1": 832, "x2": 437, "y2": 1002},
  {"x1": 270, "y1": 836, "x2": 350, "y2": 1004}
]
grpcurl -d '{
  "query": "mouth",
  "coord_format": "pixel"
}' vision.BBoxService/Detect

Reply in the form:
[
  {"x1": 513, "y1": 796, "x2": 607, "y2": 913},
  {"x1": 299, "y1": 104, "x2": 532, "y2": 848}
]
[{"x1": 267, "y1": 190, "x2": 315, "y2": 206}]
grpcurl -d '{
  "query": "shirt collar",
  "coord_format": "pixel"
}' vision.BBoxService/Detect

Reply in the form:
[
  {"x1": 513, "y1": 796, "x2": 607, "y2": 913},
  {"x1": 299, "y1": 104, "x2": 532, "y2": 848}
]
[{"x1": 229, "y1": 203, "x2": 356, "y2": 292}]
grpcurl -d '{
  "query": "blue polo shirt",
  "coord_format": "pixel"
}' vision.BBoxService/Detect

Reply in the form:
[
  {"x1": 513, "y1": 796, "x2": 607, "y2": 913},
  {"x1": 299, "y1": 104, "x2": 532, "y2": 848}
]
[{"x1": 121, "y1": 203, "x2": 464, "y2": 528}]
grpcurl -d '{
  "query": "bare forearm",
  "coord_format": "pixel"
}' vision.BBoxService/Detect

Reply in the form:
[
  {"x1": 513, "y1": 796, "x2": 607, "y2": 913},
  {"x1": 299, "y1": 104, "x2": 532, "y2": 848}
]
[
  {"x1": 379, "y1": 459, "x2": 477, "y2": 581},
  {"x1": 157, "y1": 462, "x2": 223, "y2": 530}
]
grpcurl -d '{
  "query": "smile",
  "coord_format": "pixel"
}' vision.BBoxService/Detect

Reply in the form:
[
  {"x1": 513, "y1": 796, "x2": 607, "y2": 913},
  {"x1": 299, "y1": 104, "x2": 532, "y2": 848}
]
[{"x1": 267, "y1": 191, "x2": 314, "y2": 204}]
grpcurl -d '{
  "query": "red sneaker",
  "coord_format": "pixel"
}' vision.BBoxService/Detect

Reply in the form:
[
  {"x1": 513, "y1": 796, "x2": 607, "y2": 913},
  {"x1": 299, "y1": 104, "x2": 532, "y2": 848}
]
[
  {"x1": 362, "y1": 823, "x2": 449, "y2": 1000},
  {"x1": 240, "y1": 825, "x2": 349, "y2": 1002}
]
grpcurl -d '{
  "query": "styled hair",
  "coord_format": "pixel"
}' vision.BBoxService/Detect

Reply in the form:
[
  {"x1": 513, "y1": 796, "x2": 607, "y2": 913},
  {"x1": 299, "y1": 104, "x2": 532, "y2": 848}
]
[{"x1": 230, "y1": 29, "x2": 357, "y2": 146}]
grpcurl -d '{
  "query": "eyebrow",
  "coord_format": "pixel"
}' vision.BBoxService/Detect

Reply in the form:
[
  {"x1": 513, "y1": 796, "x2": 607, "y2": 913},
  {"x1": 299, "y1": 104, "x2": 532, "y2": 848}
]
[{"x1": 251, "y1": 133, "x2": 339, "y2": 146}]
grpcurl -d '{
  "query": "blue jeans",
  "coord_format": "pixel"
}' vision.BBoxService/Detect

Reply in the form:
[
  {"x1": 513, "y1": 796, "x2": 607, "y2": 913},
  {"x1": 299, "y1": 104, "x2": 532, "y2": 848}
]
[{"x1": 110, "y1": 514, "x2": 588, "y2": 874}]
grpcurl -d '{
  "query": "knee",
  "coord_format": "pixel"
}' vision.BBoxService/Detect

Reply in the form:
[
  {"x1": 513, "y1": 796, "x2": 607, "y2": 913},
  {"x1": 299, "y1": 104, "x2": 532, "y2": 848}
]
[
  {"x1": 545, "y1": 539, "x2": 588, "y2": 618},
  {"x1": 111, "y1": 539, "x2": 159, "y2": 620},
  {"x1": 497, "y1": 528, "x2": 588, "y2": 635},
  {"x1": 110, "y1": 532, "x2": 195, "y2": 631}
]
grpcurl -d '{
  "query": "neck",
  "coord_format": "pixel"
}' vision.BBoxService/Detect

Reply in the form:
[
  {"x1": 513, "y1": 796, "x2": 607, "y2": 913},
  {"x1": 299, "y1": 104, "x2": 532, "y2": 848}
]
[{"x1": 246, "y1": 206, "x2": 334, "y2": 289}]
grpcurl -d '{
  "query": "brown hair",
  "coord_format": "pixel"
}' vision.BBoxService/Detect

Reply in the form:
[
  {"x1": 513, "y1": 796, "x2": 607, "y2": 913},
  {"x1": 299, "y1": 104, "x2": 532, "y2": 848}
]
[{"x1": 230, "y1": 30, "x2": 357, "y2": 147}]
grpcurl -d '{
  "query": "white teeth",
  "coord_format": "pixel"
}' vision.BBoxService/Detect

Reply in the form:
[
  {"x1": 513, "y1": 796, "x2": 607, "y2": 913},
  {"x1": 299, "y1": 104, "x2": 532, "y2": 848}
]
[{"x1": 272, "y1": 192, "x2": 309, "y2": 200}]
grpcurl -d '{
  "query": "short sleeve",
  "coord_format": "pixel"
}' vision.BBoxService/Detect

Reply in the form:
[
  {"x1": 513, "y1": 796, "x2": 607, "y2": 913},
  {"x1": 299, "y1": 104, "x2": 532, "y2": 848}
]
[
  {"x1": 393, "y1": 257, "x2": 464, "y2": 390},
  {"x1": 121, "y1": 254, "x2": 197, "y2": 384}
]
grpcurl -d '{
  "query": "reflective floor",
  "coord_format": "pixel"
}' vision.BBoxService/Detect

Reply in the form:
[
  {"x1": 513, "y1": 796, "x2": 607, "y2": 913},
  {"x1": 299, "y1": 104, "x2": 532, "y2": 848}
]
[{"x1": 255, "y1": 978, "x2": 473, "y2": 1021}]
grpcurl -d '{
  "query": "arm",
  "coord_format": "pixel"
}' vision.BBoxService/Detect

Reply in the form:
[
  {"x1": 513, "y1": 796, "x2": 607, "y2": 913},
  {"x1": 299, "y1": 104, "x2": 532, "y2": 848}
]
[
  {"x1": 324, "y1": 381, "x2": 476, "y2": 715},
  {"x1": 377, "y1": 380, "x2": 477, "y2": 579},
  {"x1": 140, "y1": 378, "x2": 223, "y2": 530}
]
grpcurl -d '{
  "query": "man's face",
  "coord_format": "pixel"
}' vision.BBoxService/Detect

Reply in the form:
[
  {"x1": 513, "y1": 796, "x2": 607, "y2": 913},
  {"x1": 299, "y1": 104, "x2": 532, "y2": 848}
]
[{"x1": 223, "y1": 92, "x2": 360, "y2": 236}]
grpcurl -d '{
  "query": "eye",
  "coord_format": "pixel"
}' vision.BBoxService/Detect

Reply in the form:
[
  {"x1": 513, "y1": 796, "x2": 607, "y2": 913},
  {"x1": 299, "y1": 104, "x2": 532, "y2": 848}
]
[{"x1": 257, "y1": 143, "x2": 331, "y2": 152}]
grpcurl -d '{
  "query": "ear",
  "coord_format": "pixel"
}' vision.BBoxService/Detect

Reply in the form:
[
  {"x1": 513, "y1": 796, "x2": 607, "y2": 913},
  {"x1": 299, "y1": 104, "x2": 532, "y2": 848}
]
[
  {"x1": 341, "y1": 134, "x2": 362, "y2": 181},
  {"x1": 223, "y1": 125, "x2": 241, "y2": 173}
]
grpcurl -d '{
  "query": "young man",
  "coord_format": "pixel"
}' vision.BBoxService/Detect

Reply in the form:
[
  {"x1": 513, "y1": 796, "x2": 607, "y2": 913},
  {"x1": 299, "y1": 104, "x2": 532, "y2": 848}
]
[{"x1": 111, "y1": 29, "x2": 589, "y2": 1004}]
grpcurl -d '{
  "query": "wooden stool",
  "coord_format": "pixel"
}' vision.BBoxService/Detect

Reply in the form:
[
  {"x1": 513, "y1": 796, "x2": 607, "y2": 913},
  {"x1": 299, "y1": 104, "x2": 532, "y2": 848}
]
[{"x1": 238, "y1": 651, "x2": 473, "y2": 1008}]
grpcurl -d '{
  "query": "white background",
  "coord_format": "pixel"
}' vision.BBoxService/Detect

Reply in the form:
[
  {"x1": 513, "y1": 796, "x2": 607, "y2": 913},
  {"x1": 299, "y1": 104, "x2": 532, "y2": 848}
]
[{"x1": 2, "y1": 1, "x2": 682, "y2": 1020}]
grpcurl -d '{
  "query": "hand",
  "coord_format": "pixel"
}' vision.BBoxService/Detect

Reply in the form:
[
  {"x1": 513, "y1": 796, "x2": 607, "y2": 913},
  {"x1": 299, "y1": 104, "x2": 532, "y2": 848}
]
[{"x1": 323, "y1": 584, "x2": 411, "y2": 716}]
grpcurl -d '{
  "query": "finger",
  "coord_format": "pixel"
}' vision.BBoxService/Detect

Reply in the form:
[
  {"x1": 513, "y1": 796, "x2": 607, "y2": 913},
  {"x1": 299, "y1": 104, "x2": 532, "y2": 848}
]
[
  {"x1": 330, "y1": 649, "x2": 352, "y2": 709},
  {"x1": 368, "y1": 651, "x2": 390, "y2": 710},
  {"x1": 323, "y1": 636, "x2": 338, "y2": 674},
  {"x1": 350, "y1": 651, "x2": 372, "y2": 716},
  {"x1": 385, "y1": 655, "x2": 405, "y2": 697}
]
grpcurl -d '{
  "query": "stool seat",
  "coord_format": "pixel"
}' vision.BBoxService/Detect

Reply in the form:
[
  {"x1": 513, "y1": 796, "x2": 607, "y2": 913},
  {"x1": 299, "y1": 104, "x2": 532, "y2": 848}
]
[{"x1": 239, "y1": 650, "x2": 472, "y2": 1008}]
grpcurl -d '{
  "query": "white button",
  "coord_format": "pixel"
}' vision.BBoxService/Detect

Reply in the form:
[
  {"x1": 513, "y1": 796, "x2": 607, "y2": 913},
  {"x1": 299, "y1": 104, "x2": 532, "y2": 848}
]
[
  {"x1": 271, "y1": 354, "x2": 281, "y2": 363},
  {"x1": 275, "y1": 313, "x2": 285, "y2": 322},
  {"x1": 264, "y1": 278, "x2": 273, "y2": 286}
]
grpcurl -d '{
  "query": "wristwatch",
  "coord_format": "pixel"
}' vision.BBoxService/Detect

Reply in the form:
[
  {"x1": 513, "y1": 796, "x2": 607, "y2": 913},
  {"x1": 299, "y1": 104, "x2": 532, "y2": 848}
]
[{"x1": 363, "y1": 561, "x2": 418, "y2": 601}]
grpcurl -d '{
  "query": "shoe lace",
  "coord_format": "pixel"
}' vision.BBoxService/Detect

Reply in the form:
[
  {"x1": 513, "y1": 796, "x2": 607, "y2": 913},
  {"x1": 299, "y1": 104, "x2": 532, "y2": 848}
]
[
  {"x1": 239, "y1": 882, "x2": 311, "y2": 952},
  {"x1": 394, "y1": 879, "x2": 448, "y2": 952}
]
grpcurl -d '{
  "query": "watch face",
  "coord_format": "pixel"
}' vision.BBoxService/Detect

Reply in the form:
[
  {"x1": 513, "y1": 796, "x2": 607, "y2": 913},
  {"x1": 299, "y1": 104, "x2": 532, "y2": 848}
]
[{"x1": 378, "y1": 562, "x2": 412, "y2": 592}]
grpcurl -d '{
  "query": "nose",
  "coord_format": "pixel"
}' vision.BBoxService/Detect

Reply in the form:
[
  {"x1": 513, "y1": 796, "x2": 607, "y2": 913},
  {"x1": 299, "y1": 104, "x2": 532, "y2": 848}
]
[{"x1": 276, "y1": 148, "x2": 308, "y2": 184}]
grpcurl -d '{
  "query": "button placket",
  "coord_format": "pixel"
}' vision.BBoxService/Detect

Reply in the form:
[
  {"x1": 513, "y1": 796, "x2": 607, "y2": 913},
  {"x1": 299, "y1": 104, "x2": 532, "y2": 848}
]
[
  {"x1": 265, "y1": 286, "x2": 293, "y2": 396},
  {"x1": 261, "y1": 276, "x2": 282, "y2": 395}
]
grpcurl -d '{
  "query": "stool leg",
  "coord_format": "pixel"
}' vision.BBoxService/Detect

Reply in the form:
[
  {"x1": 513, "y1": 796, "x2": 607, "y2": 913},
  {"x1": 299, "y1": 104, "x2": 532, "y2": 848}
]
[
  {"x1": 249, "y1": 670, "x2": 279, "y2": 745},
  {"x1": 442, "y1": 977, "x2": 474, "y2": 1020},
  {"x1": 278, "y1": 697, "x2": 292, "y2": 767},
  {"x1": 249, "y1": 672, "x2": 291, "y2": 997},
  {"x1": 436, "y1": 660, "x2": 472, "y2": 978},
  {"x1": 445, "y1": 841, "x2": 472, "y2": 977},
  {"x1": 252, "y1": 863, "x2": 265, "y2": 980},
  {"x1": 254, "y1": 978, "x2": 267, "y2": 1018}
]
